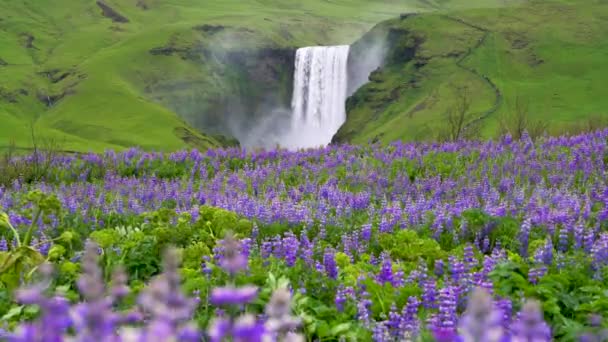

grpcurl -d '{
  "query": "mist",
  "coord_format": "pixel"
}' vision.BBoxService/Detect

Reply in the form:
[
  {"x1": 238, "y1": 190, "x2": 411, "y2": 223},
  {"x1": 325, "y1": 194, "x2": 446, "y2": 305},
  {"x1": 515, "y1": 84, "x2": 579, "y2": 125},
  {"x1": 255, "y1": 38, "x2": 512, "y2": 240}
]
[
  {"x1": 181, "y1": 20, "x2": 390, "y2": 151},
  {"x1": 347, "y1": 31, "x2": 389, "y2": 96},
  {"x1": 228, "y1": 107, "x2": 292, "y2": 149},
  {"x1": 235, "y1": 33, "x2": 388, "y2": 151}
]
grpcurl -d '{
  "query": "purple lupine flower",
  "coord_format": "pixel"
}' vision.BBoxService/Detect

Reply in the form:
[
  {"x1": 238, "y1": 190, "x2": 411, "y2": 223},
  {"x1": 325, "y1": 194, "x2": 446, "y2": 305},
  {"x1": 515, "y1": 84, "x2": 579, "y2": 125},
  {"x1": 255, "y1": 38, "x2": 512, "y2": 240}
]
[
  {"x1": 458, "y1": 287, "x2": 504, "y2": 342},
  {"x1": 10, "y1": 264, "x2": 70, "y2": 342},
  {"x1": 511, "y1": 300, "x2": 552, "y2": 342},
  {"x1": 356, "y1": 292, "x2": 373, "y2": 328},
  {"x1": 449, "y1": 255, "x2": 465, "y2": 286},
  {"x1": 435, "y1": 259, "x2": 445, "y2": 278},
  {"x1": 335, "y1": 286, "x2": 348, "y2": 312},
  {"x1": 207, "y1": 317, "x2": 231, "y2": 342},
  {"x1": 463, "y1": 244, "x2": 476, "y2": 271},
  {"x1": 323, "y1": 247, "x2": 338, "y2": 279},
  {"x1": 201, "y1": 255, "x2": 212, "y2": 277},
  {"x1": 137, "y1": 247, "x2": 199, "y2": 339},
  {"x1": 584, "y1": 228, "x2": 595, "y2": 253},
  {"x1": 264, "y1": 287, "x2": 302, "y2": 340},
  {"x1": 558, "y1": 226, "x2": 570, "y2": 252},
  {"x1": 519, "y1": 218, "x2": 532, "y2": 257},
  {"x1": 400, "y1": 296, "x2": 420, "y2": 338},
  {"x1": 432, "y1": 286, "x2": 458, "y2": 340},
  {"x1": 377, "y1": 252, "x2": 394, "y2": 285},
  {"x1": 232, "y1": 314, "x2": 265, "y2": 342},
  {"x1": 217, "y1": 233, "x2": 248, "y2": 275},
  {"x1": 282, "y1": 232, "x2": 299, "y2": 267},
  {"x1": 71, "y1": 241, "x2": 120, "y2": 341},
  {"x1": 528, "y1": 266, "x2": 548, "y2": 285},
  {"x1": 110, "y1": 266, "x2": 130, "y2": 300},
  {"x1": 422, "y1": 278, "x2": 438, "y2": 309},
  {"x1": 482, "y1": 236, "x2": 491, "y2": 253},
  {"x1": 261, "y1": 240, "x2": 274, "y2": 260},
  {"x1": 496, "y1": 298, "x2": 513, "y2": 329},
  {"x1": 386, "y1": 304, "x2": 401, "y2": 337},
  {"x1": 393, "y1": 267, "x2": 405, "y2": 288},
  {"x1": 361, "y1": 223, "x2": 372, "y2": 241},
  {"x1": 371, "y1": 321, "x2": 389, "y2": 342},
  {"x1": 210, "y1": 286, "x2": 258, "y2": 306},
  {"x1": 533, "y1": 238, "x2": 554, "y2": 267},
  {"x1": 578, "y1": 314, "x2": 608, "y2": 342},
  {"x1": 574, "y1": 222, "x2": 585, "y2": 250}
]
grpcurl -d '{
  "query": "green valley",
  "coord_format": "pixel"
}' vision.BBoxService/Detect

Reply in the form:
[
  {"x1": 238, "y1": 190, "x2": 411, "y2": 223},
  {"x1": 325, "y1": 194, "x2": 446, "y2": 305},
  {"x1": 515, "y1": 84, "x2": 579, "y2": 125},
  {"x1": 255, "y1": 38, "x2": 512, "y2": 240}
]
[
  {"x1": 336, "y1": 0, "x2": 608, "y2": 143},
  {"x1": 0, "y1": 0, "x2": 606, "y2": 151}
]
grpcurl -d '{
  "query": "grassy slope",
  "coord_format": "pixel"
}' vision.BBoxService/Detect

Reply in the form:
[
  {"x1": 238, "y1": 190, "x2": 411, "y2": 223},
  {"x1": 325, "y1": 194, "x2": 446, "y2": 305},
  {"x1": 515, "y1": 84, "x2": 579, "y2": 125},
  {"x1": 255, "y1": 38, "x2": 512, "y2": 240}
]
[
  {"x1": 337, "y1": 0, "x2": 608, "y2": 144},
  {"x1": 0, "y1": 0, "x2": 439, "y2": 152}
]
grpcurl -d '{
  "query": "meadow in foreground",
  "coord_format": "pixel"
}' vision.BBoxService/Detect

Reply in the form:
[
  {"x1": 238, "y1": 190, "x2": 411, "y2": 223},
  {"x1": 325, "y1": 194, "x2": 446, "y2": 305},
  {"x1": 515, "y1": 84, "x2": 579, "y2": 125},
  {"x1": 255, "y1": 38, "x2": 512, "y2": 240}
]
[{"x1": 1, "y1": 130, "x2": 608, "y2": 341}]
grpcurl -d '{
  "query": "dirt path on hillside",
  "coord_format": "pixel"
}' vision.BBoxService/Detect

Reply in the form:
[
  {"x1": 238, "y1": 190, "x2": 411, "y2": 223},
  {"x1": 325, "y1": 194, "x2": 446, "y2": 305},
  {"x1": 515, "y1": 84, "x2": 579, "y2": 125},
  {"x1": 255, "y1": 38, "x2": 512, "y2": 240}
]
[{"x1": 443, "y1": 16, "x2": 503, "y2": 130}]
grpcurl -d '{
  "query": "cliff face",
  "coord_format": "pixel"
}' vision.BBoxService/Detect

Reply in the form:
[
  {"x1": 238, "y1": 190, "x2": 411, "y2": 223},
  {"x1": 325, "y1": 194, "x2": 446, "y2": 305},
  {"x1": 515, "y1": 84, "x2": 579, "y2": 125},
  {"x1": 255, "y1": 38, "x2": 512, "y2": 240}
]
[
  {"x1": 200, "y1": 47, "x2": 296, "y2": 140},
  {"x1": 334, "y1": 17, "x2": 423, "y2": 144},
  {"x1": 144, "y1": 26, "x2": 296, "y2": 144}
]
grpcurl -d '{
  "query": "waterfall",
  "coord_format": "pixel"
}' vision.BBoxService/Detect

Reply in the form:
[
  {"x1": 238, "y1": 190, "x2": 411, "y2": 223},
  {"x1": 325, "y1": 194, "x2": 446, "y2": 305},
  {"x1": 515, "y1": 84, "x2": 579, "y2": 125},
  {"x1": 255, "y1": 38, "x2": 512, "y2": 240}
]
[{"x1": 281, "y1": 45, "x2": 350, "y2": 150}]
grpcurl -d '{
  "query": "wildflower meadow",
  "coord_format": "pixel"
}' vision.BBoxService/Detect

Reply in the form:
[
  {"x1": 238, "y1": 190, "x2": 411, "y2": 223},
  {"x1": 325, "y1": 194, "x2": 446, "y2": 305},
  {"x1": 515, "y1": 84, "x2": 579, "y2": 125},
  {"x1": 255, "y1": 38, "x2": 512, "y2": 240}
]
[{"x1": 1, "y1": 131, "x2": 608, "y2": 341}]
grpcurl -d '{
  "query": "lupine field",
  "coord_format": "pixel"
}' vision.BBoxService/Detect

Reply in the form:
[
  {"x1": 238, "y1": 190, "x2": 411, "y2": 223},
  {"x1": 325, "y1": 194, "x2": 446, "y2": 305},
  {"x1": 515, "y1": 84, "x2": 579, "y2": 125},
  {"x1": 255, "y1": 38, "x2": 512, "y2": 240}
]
[{"x1": 1, "y1": 131, "x2": 608, "y2": 341}]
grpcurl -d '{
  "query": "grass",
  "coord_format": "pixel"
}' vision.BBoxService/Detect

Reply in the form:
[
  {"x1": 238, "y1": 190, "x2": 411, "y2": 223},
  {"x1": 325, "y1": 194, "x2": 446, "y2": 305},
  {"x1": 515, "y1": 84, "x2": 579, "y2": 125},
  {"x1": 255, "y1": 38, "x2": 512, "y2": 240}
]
[
  {"x1": 3, "y1": 0, "x2": 600, "y2": 150},
  {"x1": 0, "y1": 0, "x2": 442, "y2": 152},
  {"x1": 336, "y1": 0, "x2": 608, "y2": 143}
]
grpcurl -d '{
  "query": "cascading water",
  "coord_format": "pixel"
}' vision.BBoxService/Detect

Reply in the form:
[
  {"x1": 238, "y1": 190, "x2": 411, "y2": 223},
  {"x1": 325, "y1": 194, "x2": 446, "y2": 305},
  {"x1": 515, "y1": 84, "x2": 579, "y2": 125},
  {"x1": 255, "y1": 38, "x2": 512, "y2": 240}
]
[{"x1": 280, "y1": 45, "x2": 350, "y2": 150}]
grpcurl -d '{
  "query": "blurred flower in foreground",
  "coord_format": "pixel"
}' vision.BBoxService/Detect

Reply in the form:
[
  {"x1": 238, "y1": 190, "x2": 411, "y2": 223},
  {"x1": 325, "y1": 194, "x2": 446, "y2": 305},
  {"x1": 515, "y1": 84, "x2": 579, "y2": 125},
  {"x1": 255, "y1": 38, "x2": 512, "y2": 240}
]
[
  {"x1": 511, "y1": 300, "x2": 552, "y2": 342},
  {"x1": 458, "y1": 287, "x2": 504, "y2": 342}
]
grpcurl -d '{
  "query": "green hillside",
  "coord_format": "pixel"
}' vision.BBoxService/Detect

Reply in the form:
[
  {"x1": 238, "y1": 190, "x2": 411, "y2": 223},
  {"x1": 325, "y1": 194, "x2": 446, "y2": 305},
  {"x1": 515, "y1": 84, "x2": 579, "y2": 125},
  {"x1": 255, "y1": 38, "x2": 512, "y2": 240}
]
[
  {"x1": 1, "y1": 0, "x2": 604, "y2": 151},
  {"x1": 336, "y1": 0, "x2": 608, "y2": 144},
  {"x1": 0, "y1": 0, "x2": 436, "y2": 152}
]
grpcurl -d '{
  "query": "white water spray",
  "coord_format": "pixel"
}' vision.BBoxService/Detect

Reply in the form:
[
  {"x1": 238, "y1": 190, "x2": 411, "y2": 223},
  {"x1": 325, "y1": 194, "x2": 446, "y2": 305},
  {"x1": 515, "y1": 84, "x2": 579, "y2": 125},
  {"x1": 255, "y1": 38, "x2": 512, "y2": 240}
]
[{"x1": 278, "y1": 45, "x2": 350, "y2": 150}]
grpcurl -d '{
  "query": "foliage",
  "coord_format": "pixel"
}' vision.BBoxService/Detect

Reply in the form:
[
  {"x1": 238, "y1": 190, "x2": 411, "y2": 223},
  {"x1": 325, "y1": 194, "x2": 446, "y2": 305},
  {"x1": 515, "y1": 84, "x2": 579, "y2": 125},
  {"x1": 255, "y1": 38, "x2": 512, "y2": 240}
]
[{"x1": 0, "y1": 132, "x2": 608, "y2": 340}]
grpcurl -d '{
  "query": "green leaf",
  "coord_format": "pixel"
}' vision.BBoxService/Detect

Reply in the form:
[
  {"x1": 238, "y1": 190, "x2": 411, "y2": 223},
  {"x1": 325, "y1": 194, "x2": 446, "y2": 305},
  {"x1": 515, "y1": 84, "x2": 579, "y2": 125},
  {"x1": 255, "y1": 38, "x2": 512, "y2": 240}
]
[
  {"x1": 1, "y1": 305, "x2": 23, "y2": 320},
  {"x1": 0, "y1": 251, "x2": 23, "y2": 273},
  {"x1": 24, "y1": 305, "x2": 40, "y2": 316},
  {"x1": 48, "y1": 245, "x2": 66, "y2": 261},
  {"x1": 330, "y1": 323, "x2": 352, "y2": 336},
  {"x1": 0, "y1": 212, "x2": 10, "y2": 229},
  {"x1": 277, "y1": 276, "x2": 290, "y2": 289},
  {"x1": 317, "y1": 321, "x2": 331, "y2": 338},
  {"x1": 267, "y1": 272, "x2": 277, "y2": 288},
  {"x1": 55, "y1": 284, "x2": 71, "y2": 295},
  {"x1": 19, "y1": 246, "x2": 45, "y2": 265},
  {"x1": 0, "y1": 247, "x2": 45, "y2": 285}
]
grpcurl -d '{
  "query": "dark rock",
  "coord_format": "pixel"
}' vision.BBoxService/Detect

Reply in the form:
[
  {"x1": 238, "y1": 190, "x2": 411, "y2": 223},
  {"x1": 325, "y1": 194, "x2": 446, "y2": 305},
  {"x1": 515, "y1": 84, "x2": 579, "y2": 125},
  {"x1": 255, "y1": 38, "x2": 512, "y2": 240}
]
[
  {"x1": 528, "y1": 54, "x2": 544, "y2": 67},
  {"x1": 174, "y1": 127, "x2": 218, "y2": 149},
  {"x1": 96, "y1": 1, "x2": 129, "y2": 23},
  {"x1": 414, "y1": 58, "x2": 428, "y2": 69},
  {"x1": 110, "y1": 25, "x2": 126, "y2": 32},
  {"x1": 149, "y1": 46, "x2": 180, "y2": 56},
  {"x1": 0, "y1": 87, "x2": 19, "y2": 103},
  {"x1": 446, "y1": 51, "x2": 463, "y2": 58},
  {"x1": 511, "y1": 39, "x2": 528, "y2": 49},
  {"x1": 38, "y1": 69, "x2": 74, "y2": 83},
  {"x1": 20, "y1": 33, "x2": 36, "y2": 49},
  {"x1": 193, "y1": 24, "x2": 225, "y2": 34},
  {"x1": 36, "y1": 89, "x2": 74, "y2": 107},
  {"x1": 387, "y1": 29, "x2": 424, "y2": 64},
  {"x1": 136, "y1": 0, "x2": 149, "y2": 10},
  {"x1": 504, "y1": 31, "x2": 529, "y2": 50},
  {"x1": 237, "y1": 27, "x2": 255, "y2": 34},
  {"x1": 211, "y1": 134, "x2": 240, "y2": 147}
]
